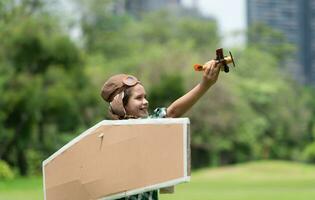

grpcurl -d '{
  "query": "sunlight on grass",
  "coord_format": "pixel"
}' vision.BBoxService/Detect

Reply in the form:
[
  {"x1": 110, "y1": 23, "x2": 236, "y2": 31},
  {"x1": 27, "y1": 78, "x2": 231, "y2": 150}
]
[{"x1": 161, "y1": 160, "x2": 315, "y2": 200}]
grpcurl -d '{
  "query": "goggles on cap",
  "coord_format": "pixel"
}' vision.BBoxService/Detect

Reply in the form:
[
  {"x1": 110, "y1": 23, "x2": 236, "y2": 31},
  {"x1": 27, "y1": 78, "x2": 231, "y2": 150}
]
[{"x1": 122, "y1": 76, "x2": 140, "y2": 86}]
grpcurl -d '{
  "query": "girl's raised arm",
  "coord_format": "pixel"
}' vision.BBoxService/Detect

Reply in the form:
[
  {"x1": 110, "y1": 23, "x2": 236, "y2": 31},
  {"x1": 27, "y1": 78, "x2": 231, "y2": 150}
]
[{"x1": 166, "y1": 60, "x2": 220, "y2": 118}]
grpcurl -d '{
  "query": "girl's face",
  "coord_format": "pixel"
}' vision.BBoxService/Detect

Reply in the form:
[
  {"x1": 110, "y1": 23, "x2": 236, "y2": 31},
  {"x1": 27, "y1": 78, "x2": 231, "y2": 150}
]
[{"x1": 125, "y1": 84, "x2": 149, "y2": 118}]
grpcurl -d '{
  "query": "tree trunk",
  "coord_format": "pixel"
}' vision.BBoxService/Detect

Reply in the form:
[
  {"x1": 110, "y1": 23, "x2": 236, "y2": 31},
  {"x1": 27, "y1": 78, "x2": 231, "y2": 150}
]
[{"x1": 17, "y1": 147, "x2": 28, "y2": 176}]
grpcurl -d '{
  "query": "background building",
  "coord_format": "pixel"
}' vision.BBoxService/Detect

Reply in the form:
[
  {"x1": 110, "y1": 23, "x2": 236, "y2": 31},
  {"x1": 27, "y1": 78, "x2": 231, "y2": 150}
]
[
  {"x1": 112, "y1": 0, "x2": 213, "y2": 21},
  {"x1": 112, "y1": 0, "x2": 182, "y2": 16},
  {"x1": 247, "y1": 0, "x2": 315, "y2": 85}
]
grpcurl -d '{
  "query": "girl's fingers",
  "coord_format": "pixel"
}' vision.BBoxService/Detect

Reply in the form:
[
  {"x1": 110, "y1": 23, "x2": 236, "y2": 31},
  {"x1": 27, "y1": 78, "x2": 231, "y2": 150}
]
[
  {"x1": 204, "y1": 60, "x2": 214, "y2": 74},
  {"x1": 204, "y1": 63, "x2": 211, "y2": 76},
  {"x1": 202, "y1": 60, "x2": 221, "y2": 84}
]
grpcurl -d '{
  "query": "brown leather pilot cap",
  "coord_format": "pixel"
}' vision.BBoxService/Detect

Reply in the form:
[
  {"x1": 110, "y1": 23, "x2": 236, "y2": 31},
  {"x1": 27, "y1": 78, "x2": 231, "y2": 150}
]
[{"x1": 101, "y1": 74, "x2": 140, "y2": 102}]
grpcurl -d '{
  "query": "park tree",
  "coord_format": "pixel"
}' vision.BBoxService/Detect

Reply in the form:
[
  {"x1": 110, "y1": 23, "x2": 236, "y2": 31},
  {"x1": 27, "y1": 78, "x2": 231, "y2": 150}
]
[{"x1": 0, "y1": 0, "x2": 99, "y2": 175}]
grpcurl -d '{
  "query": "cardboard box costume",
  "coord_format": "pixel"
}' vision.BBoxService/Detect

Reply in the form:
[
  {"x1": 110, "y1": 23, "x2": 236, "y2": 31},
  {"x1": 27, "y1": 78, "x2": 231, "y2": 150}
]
[{"x1": 42, "y1": 118, "x2": 191, "y2": 200}]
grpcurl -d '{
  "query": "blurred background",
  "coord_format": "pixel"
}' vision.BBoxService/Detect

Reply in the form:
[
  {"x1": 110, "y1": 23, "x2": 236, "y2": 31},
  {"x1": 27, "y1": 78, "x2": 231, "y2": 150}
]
[{"x1": 1, "y1": 0, "x2": 315, "y2": 199}]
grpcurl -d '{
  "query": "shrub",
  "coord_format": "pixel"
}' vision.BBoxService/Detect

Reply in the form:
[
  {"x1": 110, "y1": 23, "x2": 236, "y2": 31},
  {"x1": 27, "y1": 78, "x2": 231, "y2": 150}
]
[
  {"x1": 302, "y1": 142, "x2": 315, "y2": 163},
  {"x1": 0, "y1": 160, "x2": 14, "y2": 180}
]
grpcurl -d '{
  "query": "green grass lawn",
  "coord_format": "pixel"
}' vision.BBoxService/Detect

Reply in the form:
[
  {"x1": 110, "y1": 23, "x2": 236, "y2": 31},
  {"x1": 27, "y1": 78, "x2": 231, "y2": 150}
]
[
  {"x1": 1, "y1": 160, "x2": 315, "y2": 200},
  {"x1": 0, "y1": 176, "x2": 43, "y2": 200},
  {"x1": 161, "y1": 160, "x2": 315, "y2": 200}
]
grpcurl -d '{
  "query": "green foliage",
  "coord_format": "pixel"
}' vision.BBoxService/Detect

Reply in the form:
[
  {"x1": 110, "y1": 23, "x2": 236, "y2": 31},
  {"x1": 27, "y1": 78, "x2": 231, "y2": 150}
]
[
  {"x1": 148, "y1": 73, "x2": 185, "y2": 112},
  {"x1": 0, "y1": 160, "x2": 14, "y2": 180},
  {"x1": 303, "y1": 142, "x2": 315, "y2": 163},
  {"x1": 177, "y1": 16, "x2": 219, "y2": 50},
  {"x1": 74, "y1": 0, "x2": 134, "y2": 58},
  {"x1": 1, "y1": 17, "x2": 82, "y2": 73},
  {"x1": 235, "y1": 47, "x2": 311, "y2": 160},
  {"x1": 26, "y1": 150, "x2": 43, "y2": 176},
  {"x1": 1, "y1": 0, "x2": 315, "y2": 176},
  {"x1": 247, "y1": 23, "x2": 296, "y2": 62},
  {"x1": 0, "y1": 0, "x2": 100, "y2": 176},
  {"x1": 187, "y1": 46, "x2": 311, "y2": 167},
  {"x1": 77, "y1": 2, "x2": 219, "y2": 60}
]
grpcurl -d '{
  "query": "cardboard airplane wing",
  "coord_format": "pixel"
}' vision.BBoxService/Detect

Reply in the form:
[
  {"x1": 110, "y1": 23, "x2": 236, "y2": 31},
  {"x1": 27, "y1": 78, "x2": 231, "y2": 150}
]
[{"x1": 43, "y1": 118, "x2": 190, "y2": 200}]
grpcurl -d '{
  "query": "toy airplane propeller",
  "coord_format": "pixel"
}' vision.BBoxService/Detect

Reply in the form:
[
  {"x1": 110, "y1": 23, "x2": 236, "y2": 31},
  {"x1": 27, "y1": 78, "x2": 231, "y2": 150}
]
[{"x1": 194, "y1": 48, "x2": 236, "y2": 73}]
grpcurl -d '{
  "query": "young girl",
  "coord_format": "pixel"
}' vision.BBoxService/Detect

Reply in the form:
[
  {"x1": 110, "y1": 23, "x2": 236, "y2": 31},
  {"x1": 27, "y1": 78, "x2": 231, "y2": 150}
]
[{"x1": 101, "y1": 60, "x2": 220, "y2": 200}]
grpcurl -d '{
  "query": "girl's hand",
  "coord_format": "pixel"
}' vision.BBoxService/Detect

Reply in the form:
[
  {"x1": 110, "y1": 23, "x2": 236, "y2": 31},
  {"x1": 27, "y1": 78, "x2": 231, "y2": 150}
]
[{"x1": 200, "y1": 60, "x2": 220, "y2": 88}]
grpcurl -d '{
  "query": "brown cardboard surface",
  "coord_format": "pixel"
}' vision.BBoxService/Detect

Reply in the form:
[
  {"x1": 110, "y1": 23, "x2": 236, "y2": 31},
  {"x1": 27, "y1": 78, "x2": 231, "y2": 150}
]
[{"x1": 43, "y1": 119, "x2": 190, "y2": 200}]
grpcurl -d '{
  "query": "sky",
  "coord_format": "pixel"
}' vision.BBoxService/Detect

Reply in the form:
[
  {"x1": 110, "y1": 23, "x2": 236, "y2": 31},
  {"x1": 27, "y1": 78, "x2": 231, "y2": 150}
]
[{"x1": 182, "y1": 0, "x2": 246, "y2": 47}]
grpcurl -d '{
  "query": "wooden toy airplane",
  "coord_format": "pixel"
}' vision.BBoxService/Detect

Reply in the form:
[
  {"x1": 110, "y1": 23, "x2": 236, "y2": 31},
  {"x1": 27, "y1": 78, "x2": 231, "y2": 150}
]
[{"x1": 194, "y1": 48, "x2": 235, "y2": 73}]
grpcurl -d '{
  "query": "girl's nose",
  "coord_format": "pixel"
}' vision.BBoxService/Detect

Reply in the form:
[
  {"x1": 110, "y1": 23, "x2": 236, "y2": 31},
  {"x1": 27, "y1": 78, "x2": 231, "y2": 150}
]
[{"x1": 143, "y1": 98, "x2": 149, "y2": 106}]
